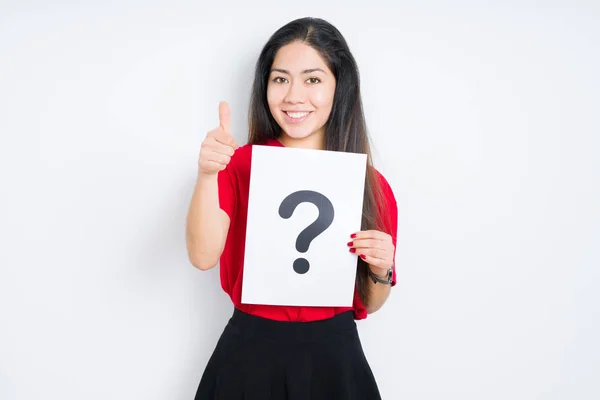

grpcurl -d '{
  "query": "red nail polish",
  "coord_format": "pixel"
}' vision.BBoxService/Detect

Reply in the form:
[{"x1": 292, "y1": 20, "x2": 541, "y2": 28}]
[
  {"x1": 360, "y1": 254, "x2": 366, "y2": 259},
  {"x1": 350, "y1": 248, "x2": 356, "y2": 253},
  {"x1": 347, "y1": 241, "x2": 353, "y2": 246},
  {"x1": 351, "y1": 233, "x2": 357, "y2": 238}
]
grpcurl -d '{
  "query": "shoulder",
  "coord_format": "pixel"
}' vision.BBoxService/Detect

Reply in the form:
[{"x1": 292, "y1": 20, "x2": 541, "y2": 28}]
[
  {"x1": 226, "y1": 142, "x2": 253, "y2": 169},
  {"x1": 371, "y1": 167, "x2": 397, "y2": 205},
  {"x1": 371, "y1": 167, "x2": 398, "y2": 237},
  {"x1": 229, "y1": 138, "x2": 281, "y2": 168},
  {"x1": 233, "y1": 142, "x2": 253, "y2": 158}
]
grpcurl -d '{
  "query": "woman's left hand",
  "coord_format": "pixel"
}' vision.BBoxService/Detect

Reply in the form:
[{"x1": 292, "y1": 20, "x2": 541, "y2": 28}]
[{"x1": 347, "y1": 230, "x2": 395, "y2": 277}]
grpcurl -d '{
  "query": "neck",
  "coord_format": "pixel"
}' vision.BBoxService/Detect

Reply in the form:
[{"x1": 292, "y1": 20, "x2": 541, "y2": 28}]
[{"x1": 278, "y1": 130, "x2": 326, "y2": 150}]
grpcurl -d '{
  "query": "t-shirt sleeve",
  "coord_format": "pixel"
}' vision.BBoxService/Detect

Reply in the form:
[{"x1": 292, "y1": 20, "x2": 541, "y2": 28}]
[
  {"x1": 217, "y1": 164, "x2": 236, "y2": 220},
  {"x1": 376, "y1": 171, "x2": 399, "y2": 287}
]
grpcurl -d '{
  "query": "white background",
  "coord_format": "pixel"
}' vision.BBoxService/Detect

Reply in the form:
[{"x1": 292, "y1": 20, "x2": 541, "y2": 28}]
[
  {"x1": 1, "y1": 1, "x2": 598, "y2": 399},
  {"x1": 242, "y1": 146, "x2": 366, "y2": 307}
]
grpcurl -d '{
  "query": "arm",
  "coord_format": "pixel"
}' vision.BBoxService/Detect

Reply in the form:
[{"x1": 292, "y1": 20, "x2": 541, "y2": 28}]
[
  {"x1": 348, "y1": 230, "x2": 396, "y2": 314},
  {"x1": 186, "y1": 101, "x2": 237, "y2": 271},
  {"x1": 185, "y1": 173, "x2": 231, "y2": 270},
  {"x1": 353, "y1": 173, "x2": 398, "y2": 314},
  {"x1": 365, "y1": 268, "x2": 392, "y2": 313}
]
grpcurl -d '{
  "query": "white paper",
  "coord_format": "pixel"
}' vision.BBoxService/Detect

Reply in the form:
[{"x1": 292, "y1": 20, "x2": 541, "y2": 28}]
[{"x1": 241, "y1": 145, "x2": 367, "y2": 307}]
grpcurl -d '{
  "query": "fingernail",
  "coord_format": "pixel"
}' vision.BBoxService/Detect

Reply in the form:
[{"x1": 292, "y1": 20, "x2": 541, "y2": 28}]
[
  {"x1": 351, "y1": 233, "x2": 357, "y2": 238},
  {"x1": 360, "y1": 254, "x2": 366, "y2": 259},
  {"x1": 347, "y1": 241, "x2": 353, "y2": 247},
  {"x1": 349, "y1": 248, "x2": 356, "y2": 253}
]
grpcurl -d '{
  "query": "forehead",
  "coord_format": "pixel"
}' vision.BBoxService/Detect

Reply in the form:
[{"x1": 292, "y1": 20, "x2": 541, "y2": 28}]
[{"x1": 271, "y1": 41, "x2": 330, "y2": 72}]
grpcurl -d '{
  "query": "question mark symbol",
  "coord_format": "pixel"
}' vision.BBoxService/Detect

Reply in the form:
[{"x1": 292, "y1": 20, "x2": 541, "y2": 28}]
[{"x1": 278, "y1": 190, "x2": 335, "y2": 274}]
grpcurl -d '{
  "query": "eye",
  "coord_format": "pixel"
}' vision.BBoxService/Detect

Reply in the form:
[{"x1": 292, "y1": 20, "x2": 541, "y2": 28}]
[
  {"x1": 307, "y1": 77, "x2": 321, "y2": 84},
  {"x1": 272, "y1": 77, "x2": 288, "y2": 84}
]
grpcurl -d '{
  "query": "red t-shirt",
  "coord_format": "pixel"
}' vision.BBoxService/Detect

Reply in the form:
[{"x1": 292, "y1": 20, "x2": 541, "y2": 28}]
[{"x1": 217, "y1": 138, "x2": 397, "y2": 321}]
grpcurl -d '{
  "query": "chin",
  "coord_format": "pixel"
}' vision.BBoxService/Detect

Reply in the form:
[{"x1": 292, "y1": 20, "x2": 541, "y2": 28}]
[
  {"x1": 275, "y1": 121, "x2": 310, "y2": 136},
  {"x1": 283, "y1": 129, "x2": 313, "y2": 140}
]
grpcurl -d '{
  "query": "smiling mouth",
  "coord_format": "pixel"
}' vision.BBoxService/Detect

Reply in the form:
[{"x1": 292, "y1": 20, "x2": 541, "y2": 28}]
[
  {"x1": 283, "y1": 111, "x2": 313, "y2": 123},
  {"x1": 285, "y1": 111, "x2": 311, "y2": 117}
]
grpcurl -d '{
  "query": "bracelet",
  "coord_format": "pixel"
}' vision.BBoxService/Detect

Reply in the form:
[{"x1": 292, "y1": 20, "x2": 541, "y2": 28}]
[{"x1": 368, "y1": 265, "x2": 393, "y2": 285}]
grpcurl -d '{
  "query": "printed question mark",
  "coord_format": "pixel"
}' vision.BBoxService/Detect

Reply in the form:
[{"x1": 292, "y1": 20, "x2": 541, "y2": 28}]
[{"x1": 278, "y1": 190, "x2": 335, "y2": 274}]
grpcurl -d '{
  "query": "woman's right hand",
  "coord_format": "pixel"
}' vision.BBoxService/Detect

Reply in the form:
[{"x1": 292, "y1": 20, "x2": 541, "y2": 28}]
[{"x1": 198, "y1": 101, "x2": 239, "y2": 176}]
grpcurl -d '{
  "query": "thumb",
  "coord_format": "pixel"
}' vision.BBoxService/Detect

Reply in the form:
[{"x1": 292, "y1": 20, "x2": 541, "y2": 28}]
[{"x1": 218, "y1": 101, "x2": 231, "y2": 133}]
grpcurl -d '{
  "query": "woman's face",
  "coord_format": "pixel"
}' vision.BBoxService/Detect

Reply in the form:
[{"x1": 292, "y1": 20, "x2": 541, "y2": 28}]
[{"x1": 267, "y1": 41, "x2": 336, "y2": 148}]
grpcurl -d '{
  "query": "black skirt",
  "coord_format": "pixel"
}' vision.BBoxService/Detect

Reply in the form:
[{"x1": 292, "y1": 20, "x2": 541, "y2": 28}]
[{"x1": 195, "y1": 308, "x2": 382, "y2": 400}]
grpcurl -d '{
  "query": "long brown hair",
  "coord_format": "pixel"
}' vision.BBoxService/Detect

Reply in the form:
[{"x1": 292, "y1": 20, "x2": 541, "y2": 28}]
[{"x1": 247, "y1": 17, "x2": 386, "y2": 308}]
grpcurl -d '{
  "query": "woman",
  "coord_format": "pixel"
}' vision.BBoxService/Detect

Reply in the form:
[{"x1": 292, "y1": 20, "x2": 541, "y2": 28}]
[{"x1": 186, "y1": 16, "x2": 398, "y2": 399}]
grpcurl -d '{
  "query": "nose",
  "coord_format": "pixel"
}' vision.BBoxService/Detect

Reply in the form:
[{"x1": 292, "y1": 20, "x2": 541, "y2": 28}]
[{"x1": 283, "y1": 80, "x2": 306, "y2": 104}]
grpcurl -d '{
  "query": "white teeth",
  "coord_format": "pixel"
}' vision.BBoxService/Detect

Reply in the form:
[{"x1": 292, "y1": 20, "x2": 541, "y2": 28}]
[{"x1": 285, "y1": 111, "x2": 310, "y2": 118}]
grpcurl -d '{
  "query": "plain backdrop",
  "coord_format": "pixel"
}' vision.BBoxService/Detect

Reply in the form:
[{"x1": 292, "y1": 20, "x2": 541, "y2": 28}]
[{"x1": 1, "y1": 1, "x2": 599, "y2": 399}]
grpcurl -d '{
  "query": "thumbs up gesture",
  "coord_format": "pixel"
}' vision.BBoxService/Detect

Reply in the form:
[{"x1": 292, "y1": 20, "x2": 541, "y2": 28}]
[{"x1": 198, "y1": 101, "x2": 240, "y2": 176}]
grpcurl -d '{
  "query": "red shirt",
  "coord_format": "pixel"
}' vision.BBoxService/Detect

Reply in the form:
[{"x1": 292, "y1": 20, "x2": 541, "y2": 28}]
[{"x1": 217, "y1": 138, "x2": 397, "y2": 321}]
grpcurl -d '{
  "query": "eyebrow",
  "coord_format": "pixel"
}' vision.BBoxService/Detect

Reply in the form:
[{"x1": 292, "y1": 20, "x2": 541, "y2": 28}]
[{"x1": 270, "y1": 68, "x2": 327, "y2": 75}]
